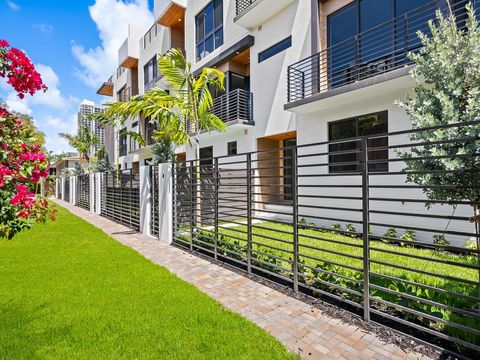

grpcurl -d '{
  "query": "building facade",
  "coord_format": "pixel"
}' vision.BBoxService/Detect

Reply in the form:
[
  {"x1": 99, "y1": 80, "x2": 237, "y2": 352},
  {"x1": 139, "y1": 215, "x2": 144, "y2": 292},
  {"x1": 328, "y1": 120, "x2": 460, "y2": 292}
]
[{"x1": 95, "y1": 0, "x2": 474, "y2": 245}]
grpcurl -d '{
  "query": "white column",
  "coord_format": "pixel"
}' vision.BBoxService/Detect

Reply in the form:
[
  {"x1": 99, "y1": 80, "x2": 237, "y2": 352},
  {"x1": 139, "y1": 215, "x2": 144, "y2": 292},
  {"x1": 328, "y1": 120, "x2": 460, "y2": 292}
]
[
  {"x1": 158, "y1": 163, "x2": 173, "y2": 244},
  {"x1": 139, "y1": 166, "x2": 151, "y2": 237},
  {"x1": 61, "y1": 177, "x2": 66, "y2": 201},
  {"x1": 95, "y1": 173, "x2": 102, "y2": 214},
  {"x1": 70, "y1": 177, "x2": 76, "y2": 204},
  {"x1": 55, "y1": 178, "x2": 59, "y2": 199},
  {"x1": 89, "y1": 174, "x2": 95, "y2": 213}
]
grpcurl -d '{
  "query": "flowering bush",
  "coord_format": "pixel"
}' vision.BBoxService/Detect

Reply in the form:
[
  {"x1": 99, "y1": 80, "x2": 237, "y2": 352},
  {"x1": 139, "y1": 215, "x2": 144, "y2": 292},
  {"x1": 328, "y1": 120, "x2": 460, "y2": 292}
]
[{"x1": 0, "y1": 39, "x2": 54, "y2": 239}]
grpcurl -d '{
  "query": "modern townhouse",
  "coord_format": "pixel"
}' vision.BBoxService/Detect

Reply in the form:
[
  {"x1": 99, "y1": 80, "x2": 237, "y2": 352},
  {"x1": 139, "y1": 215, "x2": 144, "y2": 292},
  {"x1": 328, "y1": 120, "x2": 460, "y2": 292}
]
[{"x1": 95, "y1": 0, "x2": 476, "y2": 245}]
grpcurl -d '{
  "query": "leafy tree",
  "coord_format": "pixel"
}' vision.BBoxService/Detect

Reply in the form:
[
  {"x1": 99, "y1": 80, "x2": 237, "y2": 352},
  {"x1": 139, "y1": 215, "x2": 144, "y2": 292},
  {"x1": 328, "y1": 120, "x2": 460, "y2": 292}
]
[
  {"x1": 95, "y1": 48, "x2": 226, "y2": 227},
  {"x1": 148, "y1": 140, "x2": 175, "y2": 165},
  {"x1": 58, "y1": 126, "x2": 100, "y2": 168},
  {"x1": 92, "y1": 145, "x2": 114, "y2": 173},
  {"x1": 396, "y1": 5, "x2": 480, "y2": 249}
]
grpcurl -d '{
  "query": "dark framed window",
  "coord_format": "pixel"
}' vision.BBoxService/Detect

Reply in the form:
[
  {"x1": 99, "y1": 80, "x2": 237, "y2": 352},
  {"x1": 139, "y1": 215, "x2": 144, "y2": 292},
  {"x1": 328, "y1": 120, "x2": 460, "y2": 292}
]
[
  {"x1": 227, "y1": 141, "x2": 237, "y2": 155},
  {"x1": 200, "y1": 146, "x2": 214, "y2": 167},
  {"x1": 196, "y1": 0, "x2": 223, "y2": 61},
  {"x1": 258, "y1": 36, "x2": 292, "y2": 63},
  {"x1": 144, "y1": 56, "x2": 157, "y2": 85},
  {"x1": 328, "y1": 111, "x2": 388, "y2": 173},
  {"x1": 119, "y1": 128, "x2": 128, "y2": 157}
]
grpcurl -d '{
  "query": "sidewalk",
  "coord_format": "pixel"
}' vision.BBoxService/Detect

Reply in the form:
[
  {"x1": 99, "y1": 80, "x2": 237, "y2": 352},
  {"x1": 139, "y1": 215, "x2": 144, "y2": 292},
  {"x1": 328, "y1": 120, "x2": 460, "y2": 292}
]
[{"x1": 53, "y1": 199, "x2": 434, "y2": 360}]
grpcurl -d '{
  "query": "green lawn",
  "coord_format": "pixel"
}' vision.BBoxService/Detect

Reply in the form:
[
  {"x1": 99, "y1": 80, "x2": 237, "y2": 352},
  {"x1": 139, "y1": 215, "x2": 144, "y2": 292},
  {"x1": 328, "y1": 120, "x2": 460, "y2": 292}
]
[{"x1": 0, "y1": 206, "x2": 297, "y2": 360}]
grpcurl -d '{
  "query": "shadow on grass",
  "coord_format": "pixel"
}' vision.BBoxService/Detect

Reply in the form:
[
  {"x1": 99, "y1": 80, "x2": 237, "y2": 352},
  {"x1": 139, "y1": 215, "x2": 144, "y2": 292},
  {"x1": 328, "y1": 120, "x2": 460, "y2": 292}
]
[{"x1": 0, "y1": 301, "x2": 72, "y2": 359}]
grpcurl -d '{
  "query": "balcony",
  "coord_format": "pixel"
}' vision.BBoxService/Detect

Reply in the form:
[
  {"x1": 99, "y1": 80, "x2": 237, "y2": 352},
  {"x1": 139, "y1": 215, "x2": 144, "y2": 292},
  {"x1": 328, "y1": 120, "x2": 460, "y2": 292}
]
[
  {"x1": 234, "y1": 0, "x2": 296, "y2": 30},
  {"x1": 118, "y1": 87, "x2": 138, "y2": 102},
  {"x1": 156, "y1": 0, "x2": 185, "y2": 28},
  {"x1": 285, "y1": 0, "x2": 471, "y2": 108},
  {"x1": 118, "y1": 37, "x2": 139, "y2": 69},
  {"x1": 96, "y1": 75, "x2": 113, "y2": 96},
  {"x1": 211, "y1": 89, "x2": 254, "y2": 125}
]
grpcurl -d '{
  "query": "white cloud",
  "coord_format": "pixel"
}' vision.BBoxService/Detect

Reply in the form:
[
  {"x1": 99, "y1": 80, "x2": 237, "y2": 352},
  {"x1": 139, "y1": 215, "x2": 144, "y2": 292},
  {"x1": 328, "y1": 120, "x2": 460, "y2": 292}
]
[
  {"x1": 72, "y1": 0, "x2": 153, "y2": 88},
  {"x1": 4, "y1": 64, "x2": 77, "y2": 114},
  {"x1": 45, "y1": 136, "x2": 73, "y2": 154},
  {"x1": 5, "y1": 92, "x2": 32, "y2": 114},
  {"x1": 33, "y1": 23, "x2": 54, "y2": 34},
  {"x1": 6, "y1": 0, "x2": 20, "y2": 11}
]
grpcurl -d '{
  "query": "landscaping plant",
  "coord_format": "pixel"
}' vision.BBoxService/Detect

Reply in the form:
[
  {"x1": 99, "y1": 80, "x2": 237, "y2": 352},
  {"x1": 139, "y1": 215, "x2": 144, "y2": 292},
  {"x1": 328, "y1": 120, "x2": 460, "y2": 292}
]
[
  {"x1": 0, "y1": 39, "x2": 54, "y2": 239},
  {"x1": 396, "y1": 4, "x2": 480, "y2": 252}
]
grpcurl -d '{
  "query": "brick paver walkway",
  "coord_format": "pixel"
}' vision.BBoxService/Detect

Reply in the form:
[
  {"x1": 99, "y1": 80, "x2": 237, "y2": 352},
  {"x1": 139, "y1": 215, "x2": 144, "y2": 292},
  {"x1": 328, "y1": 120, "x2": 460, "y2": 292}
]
[{"x1": 54, "y1": 199, "x2": 434, "y2": 360}]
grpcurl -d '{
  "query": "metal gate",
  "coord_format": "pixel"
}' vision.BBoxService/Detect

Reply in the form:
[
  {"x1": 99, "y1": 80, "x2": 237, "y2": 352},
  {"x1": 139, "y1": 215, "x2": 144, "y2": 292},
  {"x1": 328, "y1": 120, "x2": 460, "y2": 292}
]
[
  {"x1": 100, "y1": 170, "x2": 140, "y2": 231},
  {"x1": 172, "y1": 121, "x2": 480, "y2": 356},
  {"x1": 75, "y1": 174, "x2": 90, "y2": 210}
]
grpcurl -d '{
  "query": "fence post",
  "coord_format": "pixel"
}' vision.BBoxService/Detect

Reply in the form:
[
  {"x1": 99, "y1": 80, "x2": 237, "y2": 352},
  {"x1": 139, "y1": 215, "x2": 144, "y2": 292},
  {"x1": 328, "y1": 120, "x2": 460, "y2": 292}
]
[
  {"x1": 55, "y1": 178, "x2": 59, "y2": 199},
  {"x1": 89, "y1": 174, "x2": 95, "y2": 213},
  {"x1": 158, "y1": 163, "x2": 173, "y2": 244},
  {"x1": 95, "y1": 173, "x2": 102, "y2": 214},
  {"x1": 292, "y1": 146, "x2": 299, "y2": 294},
  {"x1": 189, "y1": 161, "x2": 194, "y2": 251},
  {"x1": 214, "y1": 157, "x2": 219, "y2": 260},
  {"x1": 140, "y1": 165, "x2": 151, "y2": 237},
  {"x1": 361, "y1": 137, "x2": 371, "y2": 322},
  {"x1": 247, "y1": 153, "x2": 252, "y2": 275}
]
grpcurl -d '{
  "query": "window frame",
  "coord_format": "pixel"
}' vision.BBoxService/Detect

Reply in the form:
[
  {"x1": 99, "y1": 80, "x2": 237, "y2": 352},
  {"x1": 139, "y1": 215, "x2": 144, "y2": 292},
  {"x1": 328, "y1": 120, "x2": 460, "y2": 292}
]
[
  {"x1": 143, "y1": 55, "x2": 157, "y2": 85},
  {"x1": 227, "y1": 141, "x2": 237, "y2": 156},
  {"x1": 328, "y1": 111, "x2": 389, "y2": 174},
  {"x1": 258, "y1": 36, "x2": 292, "y2": 63},
  {"x1": 195, "y1": 0, "x2": 224, "y2": 61}
]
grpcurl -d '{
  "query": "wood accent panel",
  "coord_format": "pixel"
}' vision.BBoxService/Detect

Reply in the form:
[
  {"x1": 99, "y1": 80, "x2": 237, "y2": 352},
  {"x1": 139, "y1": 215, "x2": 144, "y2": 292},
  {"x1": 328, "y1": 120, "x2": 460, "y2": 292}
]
[
  {"x1": 176, "y1": 152, "x2": 186, "y2": 162},
  {"x1": 260, "y1": 130, "x2": 297, "y2": 141},
  {"x1": 97, "y1": 82, "x2": 113, "y2": 96},
  {"x1": 121, "y1": 56, "x2": 138, "y2": 69},
  {"x1": 231, "y1": 48, "x2": 250, "y2": 66},
  {"x1": 158, "y1": 3, "x2": 185, "y2": 30},
  {"x1": 171, "y1": 27, "x2": 185, "y2": 50}
]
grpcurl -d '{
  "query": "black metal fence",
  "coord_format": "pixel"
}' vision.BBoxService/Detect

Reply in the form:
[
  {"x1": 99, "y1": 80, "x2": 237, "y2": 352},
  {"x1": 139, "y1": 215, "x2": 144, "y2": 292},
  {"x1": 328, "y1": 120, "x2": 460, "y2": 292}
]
[
  {"x1": 151, "y1": 166, "x2": 159, "y2": 236},
  {"x1": 100, "y1": 170, "x2": 140, "y2": 231},
  {"x1": 75, "y1": 174, "x2": 90, "y2": 211},
  {"x1": 287, "y1": 0, "x2": 476, "y2": 103},
  {"x1": 64, "y1": 176, "x2": 70, "y2": 203},
  {"x1": 172, "y1": 121, "x2": 480, "y2": 356},
  {"x1": 211, "y1": 89, "x2": 254, "y2": 125}
]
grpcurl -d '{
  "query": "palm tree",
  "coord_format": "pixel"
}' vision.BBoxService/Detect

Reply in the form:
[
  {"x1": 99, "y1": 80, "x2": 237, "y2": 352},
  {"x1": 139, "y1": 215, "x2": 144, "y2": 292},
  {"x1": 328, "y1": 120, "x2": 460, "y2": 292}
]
[
  {"x1": 59, "y1": 126, "x2": 100, "y2": 169},
  {"x1": 97, "y1": 48, "x2": 226, "y2": 228},
  {"x1": 98, "y1": 48, "x2": 226, "y2": 156}
]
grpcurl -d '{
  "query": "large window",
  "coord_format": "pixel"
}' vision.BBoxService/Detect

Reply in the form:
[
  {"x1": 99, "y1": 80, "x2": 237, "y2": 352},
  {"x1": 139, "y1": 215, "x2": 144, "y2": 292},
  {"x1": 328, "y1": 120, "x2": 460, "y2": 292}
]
[
  {"x1": 144, "y1": 56, "x2": 157, "y2": 85},
  {"x1": 327, "y1": 0, "x2": 432, "y2": 87},
  {"x1": 196, "y1": 0, "x2": 223, "y2": 61},
  {"x1": 328, "y1": 111, "x2": 388, "y2": 173}
]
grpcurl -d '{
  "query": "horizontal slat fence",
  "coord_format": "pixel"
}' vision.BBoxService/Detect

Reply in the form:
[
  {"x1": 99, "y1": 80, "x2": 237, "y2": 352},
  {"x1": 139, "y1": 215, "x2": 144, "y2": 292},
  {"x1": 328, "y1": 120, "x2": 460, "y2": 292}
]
[
  {"x1": 74, "y1": 174, "x2": 90, "y2": 211},
  {"x1": 173, "y1": 121, "x2": 480, "y2": 357}
]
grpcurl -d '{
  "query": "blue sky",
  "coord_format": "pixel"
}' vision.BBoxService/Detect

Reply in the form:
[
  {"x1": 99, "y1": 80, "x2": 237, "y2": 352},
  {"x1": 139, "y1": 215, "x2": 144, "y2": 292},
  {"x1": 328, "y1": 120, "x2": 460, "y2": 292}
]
[{"x1": 0, "y1": 0, "x2": 154, "y2": 154}]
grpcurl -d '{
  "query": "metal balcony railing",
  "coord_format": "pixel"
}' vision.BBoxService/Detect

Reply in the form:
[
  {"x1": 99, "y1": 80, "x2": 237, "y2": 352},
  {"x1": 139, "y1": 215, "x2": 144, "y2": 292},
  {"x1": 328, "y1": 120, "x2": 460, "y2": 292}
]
[
  {"x1": 236, "y1": 0, "x2": 258, "y2": 16},
  {"x1": 211, "y1": 89, "x2": 253, "y2": 125},
  {"x1": 143, "y1": 23, "x2": 161, "y2": 49},
  {"x1": 286, "y1": 0, "x2": 476, "y2": 103},
  {"x1": 118, "y1": 87, "x2": 138, "y2": 102},
  {"x1": 116, "y1": 66, "x2": 125, "y2": 79}
]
